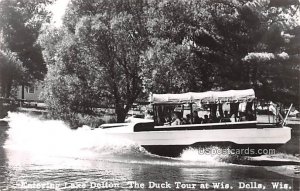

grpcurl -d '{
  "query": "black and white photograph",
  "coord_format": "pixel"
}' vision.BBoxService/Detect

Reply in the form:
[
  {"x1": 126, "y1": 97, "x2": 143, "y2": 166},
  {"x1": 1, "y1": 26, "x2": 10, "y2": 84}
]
[{"x1": 0, "y1": 0, "x2": 299, "y2": 190}]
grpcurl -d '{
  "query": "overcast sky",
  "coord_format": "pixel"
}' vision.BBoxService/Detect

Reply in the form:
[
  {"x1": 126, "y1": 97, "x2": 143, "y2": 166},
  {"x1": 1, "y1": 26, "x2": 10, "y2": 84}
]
[{"x1": 48, "y1": 0, "x2": 69, "y2": 27}]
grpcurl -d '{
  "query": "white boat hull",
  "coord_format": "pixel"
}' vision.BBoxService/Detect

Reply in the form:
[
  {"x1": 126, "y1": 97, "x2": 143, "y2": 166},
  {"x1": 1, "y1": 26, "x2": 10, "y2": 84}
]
[
  {"x1": 111, "y1": 127, "x2": 290, "y2": 146},
  {"x1": 101, "y1": 121, "x2": 291, "y2": 157}
]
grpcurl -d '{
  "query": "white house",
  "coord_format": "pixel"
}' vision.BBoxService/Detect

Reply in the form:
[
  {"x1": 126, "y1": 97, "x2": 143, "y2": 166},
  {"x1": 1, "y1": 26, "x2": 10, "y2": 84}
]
[{"x1": 16, "y1": 83, "x2": 43, "y2": 102}]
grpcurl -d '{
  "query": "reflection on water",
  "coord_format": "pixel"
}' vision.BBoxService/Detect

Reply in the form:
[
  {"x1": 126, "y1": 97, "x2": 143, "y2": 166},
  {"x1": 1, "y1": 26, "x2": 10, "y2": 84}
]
[{"x1": 0, "y1": 113, "x2": 299, "y2": 190}]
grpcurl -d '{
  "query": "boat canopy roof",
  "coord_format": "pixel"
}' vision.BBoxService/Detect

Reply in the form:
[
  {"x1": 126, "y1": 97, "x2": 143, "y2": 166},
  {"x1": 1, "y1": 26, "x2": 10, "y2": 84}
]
[{"x1": 151, "y1": 89, "x2": 255, "y2": 104}]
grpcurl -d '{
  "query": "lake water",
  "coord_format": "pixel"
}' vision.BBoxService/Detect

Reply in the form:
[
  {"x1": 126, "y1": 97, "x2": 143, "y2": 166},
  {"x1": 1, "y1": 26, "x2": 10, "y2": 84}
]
[{"x1": 0, "y1": 112, "x2": 299, "y2": 191}]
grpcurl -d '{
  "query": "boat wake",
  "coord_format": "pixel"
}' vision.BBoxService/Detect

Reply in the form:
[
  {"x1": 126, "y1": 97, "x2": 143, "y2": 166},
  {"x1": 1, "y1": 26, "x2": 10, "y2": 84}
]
[
  {"x1": 3, "y1": 112, "x2": 298, "y2": 169},
  {"x1": 4, "y1": 112, "x2": 146, "y2": 156}
]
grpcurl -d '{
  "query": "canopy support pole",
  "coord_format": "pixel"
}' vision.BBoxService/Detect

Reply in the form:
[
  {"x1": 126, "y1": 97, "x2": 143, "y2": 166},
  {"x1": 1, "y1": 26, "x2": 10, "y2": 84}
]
[
  {"x1": 282, "y1": 104, "x2": 293, "y2": 127},
  {"x1": 189, "y1": 102, "x2": 193, "y2": 123}
]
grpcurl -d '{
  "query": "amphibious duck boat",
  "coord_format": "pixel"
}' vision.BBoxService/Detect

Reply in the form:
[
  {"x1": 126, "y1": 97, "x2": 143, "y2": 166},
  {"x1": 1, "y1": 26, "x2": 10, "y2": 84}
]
[{"x1": 100, "y1": 89, "x2": 291, "y2": 157}]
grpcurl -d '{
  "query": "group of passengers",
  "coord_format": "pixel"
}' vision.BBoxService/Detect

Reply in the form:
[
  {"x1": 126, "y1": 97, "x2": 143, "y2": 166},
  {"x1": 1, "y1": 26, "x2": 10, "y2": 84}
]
[{"x1": 164, "y1": 110, "x2": 255, "y2": 126}]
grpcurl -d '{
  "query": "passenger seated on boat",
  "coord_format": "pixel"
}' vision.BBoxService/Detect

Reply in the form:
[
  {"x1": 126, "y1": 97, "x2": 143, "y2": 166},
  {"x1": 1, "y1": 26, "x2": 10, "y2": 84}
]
[
  {"x1": 171, "y1": 112, "x2": 182, "y2": 126},
  {"x1": 230, "y1": 114, "x2": 238, "y2": 122},
  {"x1": 220, "y1": 111, "x2": 231, "y2": 122},
  {"x1": 246, "y1": 110, "x2": 255, "y2": 121},
  {"x1": 239, "y1": 112, "x2": 246, "y2": 121},
  {"x1": 210, "y1": 113, "x2": 219, "y2": 123},
  {"x1": 224, "y1": 111, "x2": 230, "y2": 118},
  {"x1": 203, "y1": 115, "x2": 209, "y2": 123},
  {"x1": 144, "y1": 110, "x2": 153, "y2": 119},
  {"x1": 164, "y1": 116, "x2": 172, "y2": 126},
  {"x1": 193, "y1": 111, "x2": 203, "y2": 124},
  {"x1": 182, "y1": 114, "x2": 192, "y2": 124}
]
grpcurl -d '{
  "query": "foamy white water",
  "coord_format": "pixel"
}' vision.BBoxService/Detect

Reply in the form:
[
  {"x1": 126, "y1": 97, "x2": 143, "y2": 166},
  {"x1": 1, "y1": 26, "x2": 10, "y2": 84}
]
[
  {"x1": 5, "y1": 112, "x2": 141, "y2": 156},
  {"x1": 3, "y1": 113, "x2": 153, "y2": 169}
]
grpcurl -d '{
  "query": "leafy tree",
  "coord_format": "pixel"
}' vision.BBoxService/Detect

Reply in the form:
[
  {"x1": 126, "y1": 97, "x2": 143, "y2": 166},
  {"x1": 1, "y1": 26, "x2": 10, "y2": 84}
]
[
  {"x1": 240, "y1": 0, "x2": 300, "y2": 104},
  {"x1": 0, "y1": 48, "x2": 25, "y2": 98},
  {"x1": 0, "y1": 0, "x2": 52, "y2": 86},
  {"x1": 40, "y1": 0, "x2": 149, "y2": 122},
  {"x1": 143, "y1": 0, "x2": 219, "y2": 92}
]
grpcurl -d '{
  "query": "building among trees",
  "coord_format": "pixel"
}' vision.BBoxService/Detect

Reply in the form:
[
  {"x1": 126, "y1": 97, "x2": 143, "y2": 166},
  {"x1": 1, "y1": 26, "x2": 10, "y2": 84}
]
[{"x1": 16, "y1": 83, "x2": 43, "y2": 102}]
